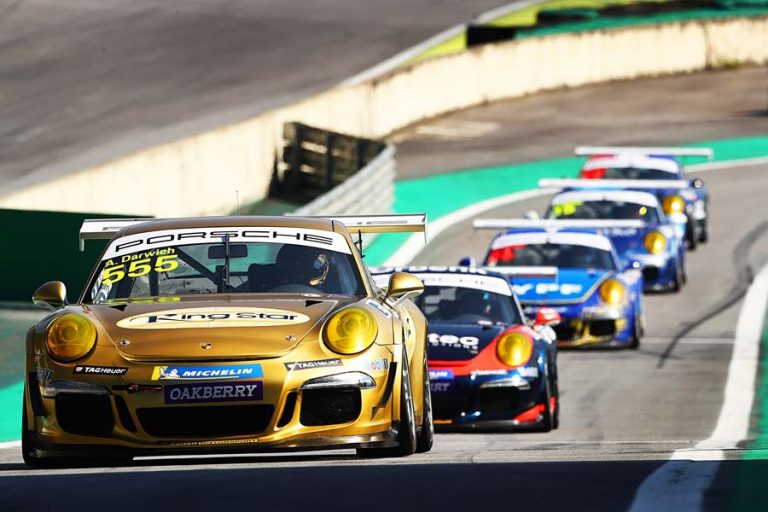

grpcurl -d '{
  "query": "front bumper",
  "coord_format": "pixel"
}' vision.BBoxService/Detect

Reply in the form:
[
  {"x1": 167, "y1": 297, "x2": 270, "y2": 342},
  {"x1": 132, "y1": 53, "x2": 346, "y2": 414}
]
[
  {"x1": 552, "y1": 308, "x2": 633, "y2": 348},
  {"x1": 26, "y1": 345, "x2": 399, "y2": 455},
  {"x1": 429, "y1": 369, "x2": 544, "y2": 428}
]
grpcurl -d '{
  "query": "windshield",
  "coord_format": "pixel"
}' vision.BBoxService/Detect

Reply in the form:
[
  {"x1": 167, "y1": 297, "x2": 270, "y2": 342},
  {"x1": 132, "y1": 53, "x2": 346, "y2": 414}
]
[
  {"x1": 87, "y1": 228, "x2": 365, "y2": 302},
  {"x1": 548, "y1": 200, "x2": 660, "y2": 223},
  {"x1": 486, "y1": 243, "x2": 615, "y2": 270},
  {"x1": 586, "y1": 167, "x2": 679, "y2": 180},
  {"x1": 415, "y1": 285, "x2": 522, "y2": 325}
]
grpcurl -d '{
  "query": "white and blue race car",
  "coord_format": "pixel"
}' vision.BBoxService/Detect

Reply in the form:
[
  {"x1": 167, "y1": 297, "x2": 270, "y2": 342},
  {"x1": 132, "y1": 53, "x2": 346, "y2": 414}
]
[{"x1": 466, "y1": 220, "x2": 645, "y2": 349}]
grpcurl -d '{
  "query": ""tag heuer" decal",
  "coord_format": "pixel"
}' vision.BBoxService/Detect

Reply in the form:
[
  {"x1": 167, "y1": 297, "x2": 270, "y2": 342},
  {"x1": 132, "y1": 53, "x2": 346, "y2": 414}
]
[
  {"x1": 74, "y1": 365, "x2": 129, "y2": 376},
  {"x1": 152, "y1": 363, "x2": 263, "y2": 381},
  {"x1": 284, "y1": 359, "x2": 342, "y2": 371},
  {"x1": 116, "y1": 307, "x2": 310, "y2": 329},
  {"x1": 164, "y1": 381, "x2": 263, "y2": 404}
]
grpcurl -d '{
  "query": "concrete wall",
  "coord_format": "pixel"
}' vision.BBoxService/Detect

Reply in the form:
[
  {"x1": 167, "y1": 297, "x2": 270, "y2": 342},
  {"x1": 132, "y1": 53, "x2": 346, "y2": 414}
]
[{"x1": 2, "y1": 16, "x2": 766, "y2": 217}]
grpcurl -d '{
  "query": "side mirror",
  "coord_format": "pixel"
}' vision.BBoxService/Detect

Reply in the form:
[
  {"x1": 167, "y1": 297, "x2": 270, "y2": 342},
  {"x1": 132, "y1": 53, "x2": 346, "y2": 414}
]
[
  {"x1": 33, "y1": 281, "x2": 68, "y2": 310},
  {"x1": 690, "y1": 178, "x2": 704, "y2": 189},
  {"x1": 458, "y1": 256, "x2": 476, "y2": 267},
  {"x1": 534, "y1": 307, "x2": 561, "y2": 327},
  {"x1": 385, "y1": 272, "x2": 424, "y2": 305},
  {"x1": 524, "y1": 210, "x2": 540, "y2": 220}
]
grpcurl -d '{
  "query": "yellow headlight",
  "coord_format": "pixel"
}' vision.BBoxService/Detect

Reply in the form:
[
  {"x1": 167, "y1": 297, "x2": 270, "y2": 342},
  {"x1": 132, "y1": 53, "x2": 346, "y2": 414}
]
[
  {"x1": 599, "y1": 279, "x2": 626, "y2": 305},
  {"x1": 46, "y1": 314, "x2": 97, "y2": 362},
  {"x1": 323, "y1": 308, "x2": 378, "y2": 355},
  {"x1": 662, "y1": 195, "x2": 685, "y2": 215},
  {"x1": 496, "y1": 332, "x2": 533, "y2": 368},
  {"x1": 644, "y1": 231, "x2": 667, "y2": 254}
]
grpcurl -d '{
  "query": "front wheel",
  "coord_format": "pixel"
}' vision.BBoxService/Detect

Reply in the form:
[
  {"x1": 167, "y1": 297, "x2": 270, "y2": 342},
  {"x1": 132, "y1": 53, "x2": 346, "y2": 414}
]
[{"x1": 357, "y1": 347, "x2": 417, "y2": 457}]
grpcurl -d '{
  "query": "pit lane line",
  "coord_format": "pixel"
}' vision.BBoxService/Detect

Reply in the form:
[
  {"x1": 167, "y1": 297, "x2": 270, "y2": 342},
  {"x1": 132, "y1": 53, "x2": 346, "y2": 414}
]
[{"x1": 628, "y1": 262, "x2": 768, "y2": 511}]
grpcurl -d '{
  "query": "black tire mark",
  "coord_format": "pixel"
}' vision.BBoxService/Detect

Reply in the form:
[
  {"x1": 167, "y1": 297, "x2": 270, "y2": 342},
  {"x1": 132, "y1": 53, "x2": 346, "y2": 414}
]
[{"x1": 657, "y1": 220, "x2": 768, "y2": 368}]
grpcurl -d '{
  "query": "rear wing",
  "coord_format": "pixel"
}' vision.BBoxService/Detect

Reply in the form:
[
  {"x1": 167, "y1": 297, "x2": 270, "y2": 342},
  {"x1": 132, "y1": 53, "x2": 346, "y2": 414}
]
[
  {"x1": 79, "y1": 218, "x2": 154, "y2": 251},
  {"x1": 79, "y1": 213, "x2": 427, "y2": 251},
  {"x1": 539, "y1": 178, "x2": 689, "y2": 190},
  {"x1": 473, "y1": 218, "x2": 646, "y2": 230},
  {"x1": 483, "y1": 266, "x2": 558, "y2": 279},
  {"x1": 575, "y1": 146, "x2": 713, "y2": 160}
]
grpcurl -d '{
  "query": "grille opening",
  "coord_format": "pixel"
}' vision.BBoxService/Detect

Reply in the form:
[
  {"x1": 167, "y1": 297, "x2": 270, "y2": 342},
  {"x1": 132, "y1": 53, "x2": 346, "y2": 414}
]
[
  {"x1": 553, "y1": 322, "x2": 579, "y2": 342},
  {"x1": 432, "y1": 386, "x2": 467, "y2": 420},
  {"x1": 643, "y1": 266, "x2": 660, "y2": 282},
  {"x1": 589, "y1": 320, "x2": 617, "y2": 337},
  {"x1": 300, "y1": 387, "x2": 361, "y2": 426},
  {"x1": 55, "y1": 394, "x2": 114, "y2": 436},
  {"x1": 114, "y1": 395, "x2": 137, "y2": 433},
  {"x1": 137, "y1": 405, "x2": 274, "y2": 437},
  {"x1": 476, "y1": 387, "x2": 520, "y2": 413},
  {"x1": 277, "y1": 392, "x2": 297, "y2": 428}
]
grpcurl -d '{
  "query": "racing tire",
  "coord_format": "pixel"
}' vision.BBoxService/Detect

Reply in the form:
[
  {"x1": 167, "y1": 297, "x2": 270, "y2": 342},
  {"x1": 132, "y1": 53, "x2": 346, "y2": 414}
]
[
  {"x1": 686, "y1": 218, "x2": 697, "y2": 251},
  {"x1": 21, "y1": 389, "x2": 45, "y2": 469},
  {"x1": 415, "y1": 355, "x2": 434, "y2": 453},
  {"x1": 698, "y1": 222, "x2": 709, "y2": 244},
  {"x1": 628, "y1": 314, "x2": 641, "y2": 350},
  {"x1": 671, "y1": 259, "x2": 683, "y2": 293},
  {"x1": 357, "y1": 347, "x2": 417, "y2": 457},
  {"x1": 536, "y1": 362, "x2": 555, "y2": 433}
]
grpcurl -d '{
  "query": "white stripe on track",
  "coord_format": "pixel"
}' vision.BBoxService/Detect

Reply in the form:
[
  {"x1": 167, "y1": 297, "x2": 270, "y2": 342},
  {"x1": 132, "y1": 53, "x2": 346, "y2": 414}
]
[
  {"x1": 0, "y1": 440, "x2": 21, "y2": 449},
  {"x1": 628, "y1": 262, "x2": 768, "y2": 511}
]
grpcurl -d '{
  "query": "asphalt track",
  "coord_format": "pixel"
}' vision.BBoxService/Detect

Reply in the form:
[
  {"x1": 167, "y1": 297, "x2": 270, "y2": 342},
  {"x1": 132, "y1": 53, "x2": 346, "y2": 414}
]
[
  {"x1": 0, "y1": 0, "x2": 509, "y2": 196},
  {"x1": 0, "y1": 69, "x2": 767, "y2": 509}
]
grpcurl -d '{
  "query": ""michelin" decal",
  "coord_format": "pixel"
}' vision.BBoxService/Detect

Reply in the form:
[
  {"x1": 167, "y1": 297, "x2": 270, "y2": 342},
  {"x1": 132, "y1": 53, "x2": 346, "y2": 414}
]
[
  {"x1": 152, "y1": 363, "x2": 263, "y2": 381},
  {"x1": 117, "y1": 307, "x2": 310, "y2": 329}
]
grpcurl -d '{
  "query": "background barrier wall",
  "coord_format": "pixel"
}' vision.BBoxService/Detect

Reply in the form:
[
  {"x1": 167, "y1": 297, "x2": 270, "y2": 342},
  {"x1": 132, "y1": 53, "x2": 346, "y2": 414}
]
[{"x1": 1, "y1": 16, "x2": 766, "y2": 218}]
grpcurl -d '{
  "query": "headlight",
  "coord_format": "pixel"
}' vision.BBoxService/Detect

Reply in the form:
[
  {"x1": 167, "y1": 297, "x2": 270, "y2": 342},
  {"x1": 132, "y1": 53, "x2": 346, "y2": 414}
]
[
  {"x1": 46, "y1": 314, "x2": 97, "y2": 362},
  {"x1": 323, "y1": 308, "x2": 378, "y2": 355},
  {"x1": 662, "y1": 195, "x2": 685, "y2": 215},
  {"x1": 496, "y1": 332, "x2": 533, "y2": 368},
  {"x1": 599, "y1": 279, "x2": 626, "y2": 305},
  {"x1": 644, "y1": 231, "x2": 667, "y2": 254}
]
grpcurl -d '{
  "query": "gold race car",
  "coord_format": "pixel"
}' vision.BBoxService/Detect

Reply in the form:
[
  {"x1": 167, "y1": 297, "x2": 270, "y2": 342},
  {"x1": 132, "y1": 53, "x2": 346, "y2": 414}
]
[{"x1": 23, "y1": 214, "x2": 432, "y2": 466}]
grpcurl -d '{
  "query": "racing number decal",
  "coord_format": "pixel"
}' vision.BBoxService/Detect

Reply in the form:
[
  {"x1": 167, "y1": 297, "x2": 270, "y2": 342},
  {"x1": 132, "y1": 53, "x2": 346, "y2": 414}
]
[
  {"x1": 102, "y1": 249, "x2": 179, "y2": 285},
  {"x1": 552, "y1": 201, "x2": 583, "y2": 217}
]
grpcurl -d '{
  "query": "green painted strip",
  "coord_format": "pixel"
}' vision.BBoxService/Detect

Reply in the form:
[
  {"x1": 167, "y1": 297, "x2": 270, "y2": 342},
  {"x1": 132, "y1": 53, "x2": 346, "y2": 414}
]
[
  {"x1": 0, "y1": 380, "x2": 22, "y2": 443},
  {"x1": 365, "y1": 134, "x2": 768, "y2": 265}
]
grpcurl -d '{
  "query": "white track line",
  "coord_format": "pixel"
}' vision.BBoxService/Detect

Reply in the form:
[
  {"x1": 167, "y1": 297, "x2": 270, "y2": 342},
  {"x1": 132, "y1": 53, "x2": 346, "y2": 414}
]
[
  {"x1": 628, "y1": 262, "x2": 768, "y2": 512},
  {"x1": 340, "y1": 0, "x2": 544, "y2": 86},
  {"x1": 0, "y1": 440, "x2": 21, "y2": 449}
]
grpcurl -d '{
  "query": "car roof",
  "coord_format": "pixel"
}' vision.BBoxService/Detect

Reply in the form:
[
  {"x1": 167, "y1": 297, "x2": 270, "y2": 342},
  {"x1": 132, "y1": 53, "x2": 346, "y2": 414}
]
[
  {"x1": 582, "y1": 154, "x2": 680, "y2": 173},
  {"x1": 492, "y1": 229, "x2": 613, "y2": 251},
  {"x1": 551, "y1": 189, "x2": 660, "y2": 207}
]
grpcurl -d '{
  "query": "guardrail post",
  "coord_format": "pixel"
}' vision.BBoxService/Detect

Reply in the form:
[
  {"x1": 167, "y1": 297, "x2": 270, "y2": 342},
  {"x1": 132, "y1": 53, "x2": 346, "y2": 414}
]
[{"x1": 325, "y1": 133, "x2": 336, "y2": 191}]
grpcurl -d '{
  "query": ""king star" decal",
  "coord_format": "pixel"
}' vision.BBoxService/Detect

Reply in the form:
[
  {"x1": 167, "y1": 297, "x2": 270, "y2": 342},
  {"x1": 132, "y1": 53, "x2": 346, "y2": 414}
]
[{"x1": 116, "y1": 307, "x2": 310, "y2": 329}]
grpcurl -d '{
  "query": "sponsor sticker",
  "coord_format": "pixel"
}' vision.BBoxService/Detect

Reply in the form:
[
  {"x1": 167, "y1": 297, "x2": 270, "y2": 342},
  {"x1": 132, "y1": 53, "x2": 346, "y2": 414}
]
[
  {"x1": 517, "y1": 366, "x2": 540, "y2": 379},
  {"x1": 430, "y1": 381, "x2": 453, "y2": 393},
  {"x1": 74, "y1": 365, "x2": 129, "y2": 376},
  {"x1": 117, "y1": 307, "x2": 310, "y2": 329},
  {"x1": 151, "y1": 363, "x2": 263, "y2": 381},
  {"x1": 359, "y1": 358, "x2": 390, "y2": 372},
  {"x1": 284, "y1": 359, "x2": 342, "y2": 371},
  {"x1": 428, "y1": 333, "x2": 480, "y2": 354},
  {"x1": 429, "y1": 369, "x2": 454, "y2": 380},
  {"x1": 513, "y1": 283, "x2": 583, "y2": 296},
  {"x1": 164, "y1": 381, "x2": 263, "y2": 404},
  {"x1": 471, "y1": 369, "x2": 508, "y2": 377}
]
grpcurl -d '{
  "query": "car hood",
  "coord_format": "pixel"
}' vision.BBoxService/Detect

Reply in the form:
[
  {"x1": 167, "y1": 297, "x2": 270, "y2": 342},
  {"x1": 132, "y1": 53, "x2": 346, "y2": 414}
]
[
  {"x1": 427, "y1": 322, "x2": 506, "y2": 362},
  {"x1": 82, "y1": 295, "x2": 353, "y2": 361},
  {"x1": 511, "y1": 268, "x2": 611, "y2": 304}
]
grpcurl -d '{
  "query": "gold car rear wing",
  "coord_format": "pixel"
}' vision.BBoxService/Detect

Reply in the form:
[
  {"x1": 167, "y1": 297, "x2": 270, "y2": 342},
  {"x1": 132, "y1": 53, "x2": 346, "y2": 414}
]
[
  {"x1": 79, "y1": 218, "x2": 154, "y2": 251},
  {"x1": 539, "y1": 178, "x2": 689, "y2": 190},
  {"x1": 473, "y1": 218, "x2": 647, "y2": 230},
  {"x1": 574, "y1": 146, "x2": 713, "y2": 159}
]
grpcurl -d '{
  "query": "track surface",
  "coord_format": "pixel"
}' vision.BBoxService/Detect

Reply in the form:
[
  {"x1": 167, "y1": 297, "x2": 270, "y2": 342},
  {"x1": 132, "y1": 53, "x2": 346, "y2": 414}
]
[
  {"x1": 0, "y1": 0, "x2": 507, "y2": 194},
  {"x1": 1, "y1": 69, "x2": 768, "y2": 510}
]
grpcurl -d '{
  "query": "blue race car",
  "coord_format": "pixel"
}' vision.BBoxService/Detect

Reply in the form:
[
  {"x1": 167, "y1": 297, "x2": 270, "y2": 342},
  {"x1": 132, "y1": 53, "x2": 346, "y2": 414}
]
[
  {"x1": 542, "y1": 188, "x2": 685, "y2": 292},
  {"x1": 469, "y1": 220, "x2": 645, "y2": 349},
  {"x1": 574, "y1": 146, "x2": 713, "y2": 249},
  {"x1": 370, "y1": 266, "x2": 561, "y2": 431}
]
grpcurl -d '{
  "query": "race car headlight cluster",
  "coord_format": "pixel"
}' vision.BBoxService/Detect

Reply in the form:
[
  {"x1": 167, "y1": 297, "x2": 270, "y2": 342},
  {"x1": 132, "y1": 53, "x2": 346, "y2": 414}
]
[
  {"x1": 496, "y1": 332, "x2": 533, "y2": 368},
  {"x1": 662, "y1": 195, "x2": 685, "y2": 215},
  {"x1": 599, "y1": 279, "x2": 626, "y2": 305},
  {"x1": 323, "y1": 308, "x2": 378, "y2": 355},
  {"x1": 644, "y1": 231, "x2": 667, "y2": 254},
  {"x1": 46, "y1": 314, "x2": 97, "y2": 362}
]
